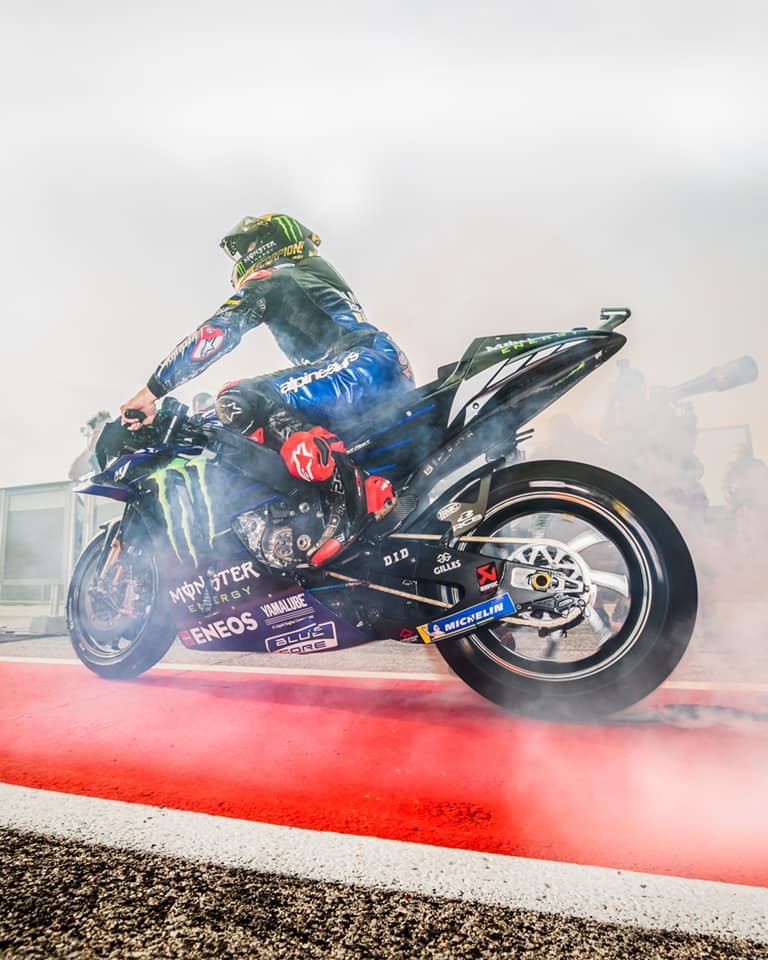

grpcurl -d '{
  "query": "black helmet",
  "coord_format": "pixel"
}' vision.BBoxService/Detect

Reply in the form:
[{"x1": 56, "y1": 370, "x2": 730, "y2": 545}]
[{"x1": 220, "y1": 214, "x2": 321, "y2": 288}]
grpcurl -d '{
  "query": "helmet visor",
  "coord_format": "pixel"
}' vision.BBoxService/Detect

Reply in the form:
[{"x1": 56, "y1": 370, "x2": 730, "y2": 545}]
[
  {"x1": 220, "y1": 216, "x2": 262, "y2": 260},
  {"x1": 221, "y1": 235, "x2": 249, "y2": 260}
]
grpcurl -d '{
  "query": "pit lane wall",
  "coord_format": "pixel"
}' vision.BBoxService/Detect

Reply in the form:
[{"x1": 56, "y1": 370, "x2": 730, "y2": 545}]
[{"x1": 0, "y1": 481, "x2": 121, "y2": 634}]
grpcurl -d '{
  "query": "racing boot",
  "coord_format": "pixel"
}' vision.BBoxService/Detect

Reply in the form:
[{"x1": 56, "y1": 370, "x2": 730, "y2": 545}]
[{"x1": 280, "y1": 427, "x2": 397, "y2": 568}]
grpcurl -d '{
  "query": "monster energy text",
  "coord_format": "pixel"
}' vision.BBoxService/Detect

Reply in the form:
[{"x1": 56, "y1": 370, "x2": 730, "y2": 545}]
[
  {"x1": 168, "y1": 561, "x2": 260, "y2": 608},
  {"x1": 485, "y1": 333, "x2": 568, "y2": 356}
]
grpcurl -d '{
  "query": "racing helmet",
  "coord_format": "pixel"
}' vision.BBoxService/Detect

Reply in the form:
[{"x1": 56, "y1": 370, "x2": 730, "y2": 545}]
[{"x1": 220, "y1": 214, "x2": 321, "y2": 288}]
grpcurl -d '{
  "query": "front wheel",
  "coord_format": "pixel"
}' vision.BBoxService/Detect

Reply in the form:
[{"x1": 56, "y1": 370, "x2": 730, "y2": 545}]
[
  {"x1": 67, "y1": 521, "x2": 175, "y2": 679},
  {"x1": 436, "y1": 460, "x2": 698, "y2": 720}
]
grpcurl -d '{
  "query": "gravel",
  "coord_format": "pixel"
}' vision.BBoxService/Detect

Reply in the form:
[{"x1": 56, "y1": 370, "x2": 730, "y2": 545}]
[{"x1": 1, "y1": 829, "x2": 766, "y2": 960}]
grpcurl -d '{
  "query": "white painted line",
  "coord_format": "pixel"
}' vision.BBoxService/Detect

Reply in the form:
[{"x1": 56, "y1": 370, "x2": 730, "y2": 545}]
[
  {"x1": 662, "y1": 680, "x2": 768, "y2": 694},
  {"x1": 0, "y1": 783, "x2": 765, "y2": 942},
  {"x1": 153, "y1": 662, "x2": 454, "y2": 681},
  {"x1": 0, "y1": 656, "x2": 453, "y2": 681},
  {"x1": 1, "y1": 657, "x2": 767, "y2": 694},
  {"x1": 0, "y1": 657, "x2": 88, "y2": 667}
]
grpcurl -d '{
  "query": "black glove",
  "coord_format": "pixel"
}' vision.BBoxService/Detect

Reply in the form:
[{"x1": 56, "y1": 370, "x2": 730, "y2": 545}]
[{"x1": 95, "y1": 417, "x2": 159, "y2": 470}]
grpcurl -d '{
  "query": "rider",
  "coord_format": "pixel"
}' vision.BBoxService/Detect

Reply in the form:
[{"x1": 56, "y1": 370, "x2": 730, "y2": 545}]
[{"x1": 121, "y1": 214, "x2": 413, "y2": 567}]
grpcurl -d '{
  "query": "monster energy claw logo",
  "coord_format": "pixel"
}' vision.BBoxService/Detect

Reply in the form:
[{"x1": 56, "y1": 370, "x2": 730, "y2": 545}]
[
  {"x1": 274, "y1": 215, "x2": 302, "y2": 242},
  {"x1": 148, "y1": 456, "x2": 216, "y2": 563}
]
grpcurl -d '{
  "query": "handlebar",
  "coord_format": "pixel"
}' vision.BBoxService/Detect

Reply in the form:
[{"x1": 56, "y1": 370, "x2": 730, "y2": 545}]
[
  {"x1": 157, "y1": 397, "x2": 189, "y2": 444},
  {"x1": 122, "y1": 408, "x2": 147, "y2": 423}
]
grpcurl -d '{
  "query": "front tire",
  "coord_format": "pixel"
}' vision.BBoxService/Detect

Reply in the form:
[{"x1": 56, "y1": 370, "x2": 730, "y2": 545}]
[
  {"x1": 436, "y1": 460, "x2": 697, "y2": 720},
  {"x1": 67, "y1": 524, "x2": 175, "y2": 679}
]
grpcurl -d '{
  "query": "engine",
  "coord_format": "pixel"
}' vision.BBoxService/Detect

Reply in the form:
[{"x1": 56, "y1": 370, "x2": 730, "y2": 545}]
[{"x1": 231, "y1": 496, "x2": 325, "y2": 575}]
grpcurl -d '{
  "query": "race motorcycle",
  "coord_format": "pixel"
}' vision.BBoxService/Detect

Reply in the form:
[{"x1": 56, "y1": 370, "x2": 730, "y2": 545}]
[{"x1": 68, "y1": 308, "x2": 698, "y2": 720}]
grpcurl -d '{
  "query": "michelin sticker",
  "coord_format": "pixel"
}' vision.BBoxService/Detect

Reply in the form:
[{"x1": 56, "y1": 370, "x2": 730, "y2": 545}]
[{"x1": 417, "y1": 593, "x2": 516, "y2": 643}]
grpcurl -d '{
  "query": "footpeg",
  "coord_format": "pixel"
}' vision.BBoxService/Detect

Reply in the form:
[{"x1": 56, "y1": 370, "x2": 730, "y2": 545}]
[{"x1": 309, "y1": 538, "x2": 344, "y2": 567}]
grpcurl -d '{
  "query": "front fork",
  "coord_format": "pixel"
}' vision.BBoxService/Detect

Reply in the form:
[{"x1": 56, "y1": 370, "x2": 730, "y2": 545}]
[
  {"x1": 94, "y1": 518, "x2": 123, "y2": 583},
  {"x1": 93, "y1": 502, "x2": 150, "y2": 579},
  {"x1": 91, "y1": 512, "x2": 143, "y2": 616}
]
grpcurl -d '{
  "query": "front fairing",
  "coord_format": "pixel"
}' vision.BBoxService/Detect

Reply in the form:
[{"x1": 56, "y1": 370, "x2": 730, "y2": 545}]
[{"x1": 75, "y1": 446, "x2": 199, "y2": 501}]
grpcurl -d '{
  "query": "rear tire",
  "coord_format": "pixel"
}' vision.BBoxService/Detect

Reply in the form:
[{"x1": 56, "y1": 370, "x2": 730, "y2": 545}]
[
  {"x1": 436, "y1": 460, "x2": 697, "y2": 720},
  {"x1": 68, "y1": 525, "x2": 175, "y2": 679}
]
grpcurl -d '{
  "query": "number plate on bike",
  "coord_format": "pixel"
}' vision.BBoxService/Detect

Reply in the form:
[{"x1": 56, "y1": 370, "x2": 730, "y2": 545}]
[{"x1": 417, "y1": 593, "x2": 516, "y2": 643}]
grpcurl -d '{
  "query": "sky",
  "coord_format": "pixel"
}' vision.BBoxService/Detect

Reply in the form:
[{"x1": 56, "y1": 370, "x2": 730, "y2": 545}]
[{"x1": 0, "y1": 0, "x2": 766, "y2": 486}]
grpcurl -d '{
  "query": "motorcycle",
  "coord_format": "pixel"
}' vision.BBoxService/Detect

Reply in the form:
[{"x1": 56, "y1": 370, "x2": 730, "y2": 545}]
[{"x1": 68, "y1": 307, "x2": 697, "y2": 720}]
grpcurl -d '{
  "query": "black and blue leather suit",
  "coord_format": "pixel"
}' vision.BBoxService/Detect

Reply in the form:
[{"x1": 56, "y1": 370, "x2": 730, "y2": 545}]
[{"x1": 146, "y1": 254, "x2": 413, "y2": 449}]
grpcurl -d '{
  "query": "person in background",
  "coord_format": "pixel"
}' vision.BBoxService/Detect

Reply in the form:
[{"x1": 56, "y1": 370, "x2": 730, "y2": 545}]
[
  {"x1": 191, "y1": 392, "x2": 215, "y2": 416},
  {"x1": 68, "y1": 411, "x2": 112, "y2": 481},
  {"x1": 723, "y1": 443, "x2": 768, "y2": 514}
]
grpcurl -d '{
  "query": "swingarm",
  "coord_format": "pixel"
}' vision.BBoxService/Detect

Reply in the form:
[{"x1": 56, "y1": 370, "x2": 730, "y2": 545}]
[{"x1": 336, "y1": 538, "x2": 589, "y2": 642}]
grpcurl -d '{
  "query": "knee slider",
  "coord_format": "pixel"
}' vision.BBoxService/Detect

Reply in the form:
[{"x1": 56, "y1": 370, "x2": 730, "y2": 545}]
[
  {"x1": 215, "y1": 382, "x2": 271, "y2": 437},
  {"x1": 215, "y1": 386, "x2": 249, "y2": 429}
]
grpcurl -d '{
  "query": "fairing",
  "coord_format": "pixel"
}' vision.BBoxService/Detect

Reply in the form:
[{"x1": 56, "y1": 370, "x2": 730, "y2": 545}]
[{"x1": 75, "y1": 317, "x2": 629, "y2": 655}]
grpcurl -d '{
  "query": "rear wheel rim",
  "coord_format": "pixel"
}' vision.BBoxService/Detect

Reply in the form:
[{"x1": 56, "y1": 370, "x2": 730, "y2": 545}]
[{"x1": 453, "y1": 490, "x2": 654, "y2": 682}]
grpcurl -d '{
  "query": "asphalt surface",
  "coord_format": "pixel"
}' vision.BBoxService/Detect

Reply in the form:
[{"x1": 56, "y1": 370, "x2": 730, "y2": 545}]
[
  {"x1": 2, "y1": 828, "x2": 767, "y2": 960},
  {"x1": 2, "y1": 632, "x2": 767, "y2": 958},
  {"x1": 0, "y1": 634, "x2": 450, "y2": 675}
]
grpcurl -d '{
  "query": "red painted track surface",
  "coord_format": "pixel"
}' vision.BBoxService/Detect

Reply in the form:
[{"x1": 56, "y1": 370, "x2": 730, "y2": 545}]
[{"x1": 2, "y1": 661, "x2": 767, "y2": 887}]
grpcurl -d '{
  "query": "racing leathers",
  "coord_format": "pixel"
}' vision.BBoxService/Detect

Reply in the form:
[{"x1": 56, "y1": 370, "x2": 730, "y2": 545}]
[{"x1": 145, "y1": 254, "x2": 413, "y2": 564}]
